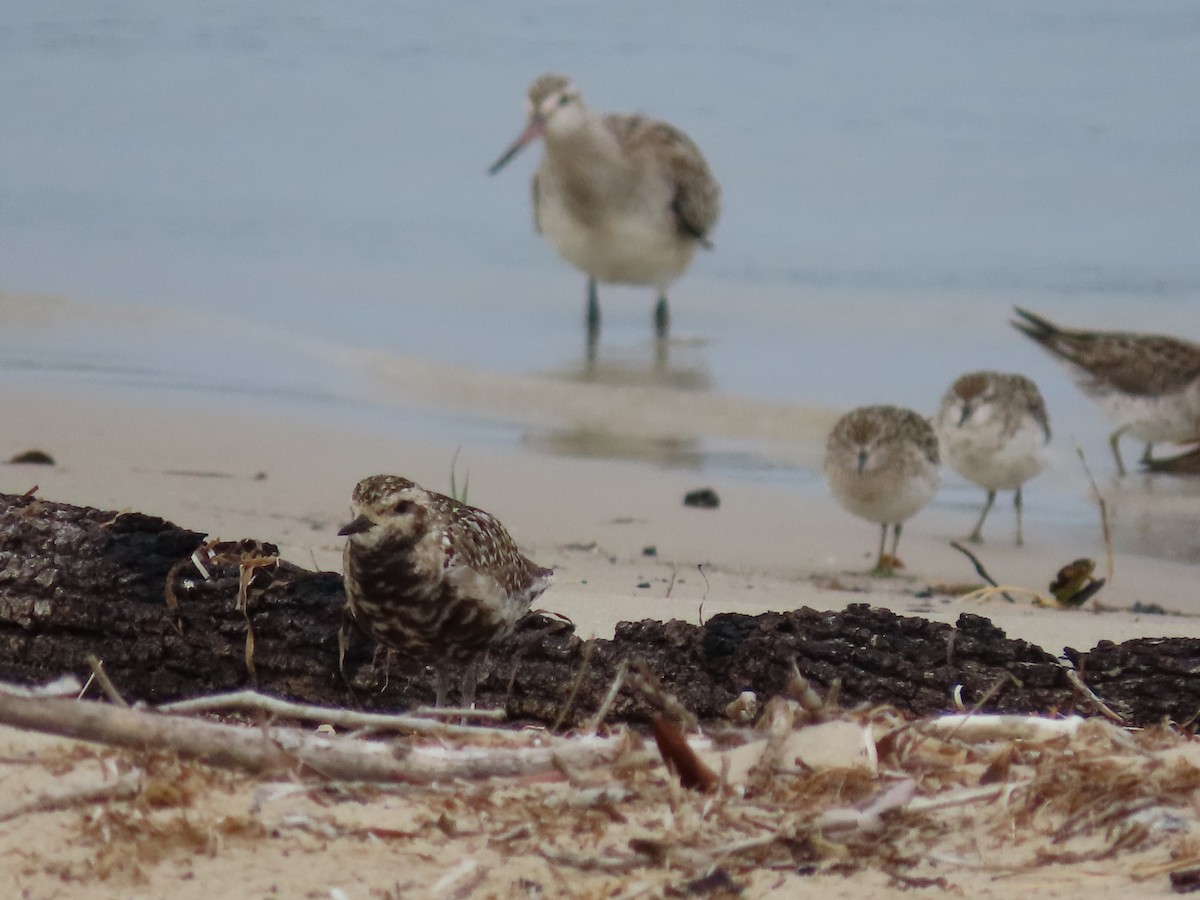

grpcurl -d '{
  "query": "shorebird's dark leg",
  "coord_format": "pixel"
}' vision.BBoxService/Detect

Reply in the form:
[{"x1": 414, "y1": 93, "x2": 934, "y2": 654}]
[
  {"x1": 586, "y1": 278, "x2": 600, "y2": 364},
  {"x1": 968, "y1": 490, "x2": 996, "y2": 544},
  {"x1": 1013, "y1": 487, "x2": 1024, "y2": 546},
  {"x1": 1141, "y1": 443, "x2": 1154, "y2": 466},
  {"x1": 871, "y1": 523, "x2": 898, "y2": 577},
  {"x1": 1108, "y1": 426, "x2": 1130, "y2": 476},
  {"x1": 654, "y1": 293, "x2": 670, "y2": 342}
]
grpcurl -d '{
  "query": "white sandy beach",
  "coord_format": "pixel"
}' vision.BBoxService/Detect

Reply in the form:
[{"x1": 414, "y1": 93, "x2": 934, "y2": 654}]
[{"x1": 3, "y1": 377, "x2": 1200, "y2": 898}]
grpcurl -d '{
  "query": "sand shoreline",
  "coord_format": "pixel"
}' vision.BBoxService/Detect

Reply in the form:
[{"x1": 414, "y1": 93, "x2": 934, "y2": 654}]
[{"x1": 2, "y1": 379, "x2": 1200, "y2": 897}]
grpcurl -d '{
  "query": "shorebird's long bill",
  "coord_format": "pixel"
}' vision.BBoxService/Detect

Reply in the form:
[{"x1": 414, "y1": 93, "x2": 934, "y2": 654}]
[
  {"x1": 338, "y1": 514, "x2": 375, "y2": 536},
  {"x1": 487, "y1": 118, "x2": 543, "y2": 175}
]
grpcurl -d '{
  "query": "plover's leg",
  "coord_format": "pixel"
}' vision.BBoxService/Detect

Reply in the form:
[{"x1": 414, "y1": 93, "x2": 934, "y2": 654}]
[
  {"x1": 1013, "y1": 487, "x2": 1024, "y2": 547},
  {"x1": 654, "y1": 293, "x2": 670, "y2": 342},
  {"x1": 460, "y1": 661, "x2": 479, "y2": 710},
  {"x1": 336, "y1": 613, "x2": 359, "y2": 700},
  {"x1": 1108, "y1": 425, "x2": 1130, "y2": 476},
  {"x1": 968, "y1": 490, "x2": 996, "y2": 544},
  {"x1": 586, "y1": 277, "x2": 601, "y2": 363},
  {"x1": 434, "y1": 664, "x2": 452, "y2": 708}
]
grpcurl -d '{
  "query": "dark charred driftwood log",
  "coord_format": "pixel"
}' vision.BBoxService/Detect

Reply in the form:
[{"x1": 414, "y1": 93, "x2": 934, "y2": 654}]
[{"x1": 0, "y1": 490, "x2": 1195, "y2": 728}]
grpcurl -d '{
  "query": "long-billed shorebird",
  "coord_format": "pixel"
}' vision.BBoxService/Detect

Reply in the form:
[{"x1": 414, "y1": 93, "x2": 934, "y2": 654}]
[
  {"x1": 339, "y1": 475, "x2": 553, "y2": 707},
  {"x1": 1012, "y1": 307, "x2": 1200, "y2": 475},
  {"x1": 824, "y1": 405, "x2": 941, "y2": 576},
  {"x1": 488, "y1": 73, "x2": 720, "y2": 358},
  {"x1": 934, "y1": 371, "x2": 1050, "y2": 545}
]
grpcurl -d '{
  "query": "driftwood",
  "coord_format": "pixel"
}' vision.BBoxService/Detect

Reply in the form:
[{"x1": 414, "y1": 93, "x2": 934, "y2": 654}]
[{"x1": 0, "y1": 490, "x2": 1197, "y2": 727}]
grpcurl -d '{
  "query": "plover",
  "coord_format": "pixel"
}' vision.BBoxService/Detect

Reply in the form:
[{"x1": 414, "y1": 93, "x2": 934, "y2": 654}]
[
  {"x1": 934, "y1": 371, "x2": 1050, "y2": 545},
  {"x1": 824, "y1": 405, "x2": 941, "y2": 576},
  {"x1": 339, "y1": 474, "x2": 553, "y2": 707},
  {"x1": 1012, "y1": 307, "x2": 1200, "y2": 475},
  {"x1": 488, "y1": 73, "x2": 720, "y2": 358}
]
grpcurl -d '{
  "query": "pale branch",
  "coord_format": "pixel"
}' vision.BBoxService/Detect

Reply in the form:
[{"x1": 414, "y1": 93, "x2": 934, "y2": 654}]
[{"x1": 0, "y1": 689, "x2": 624, "y2": 785}]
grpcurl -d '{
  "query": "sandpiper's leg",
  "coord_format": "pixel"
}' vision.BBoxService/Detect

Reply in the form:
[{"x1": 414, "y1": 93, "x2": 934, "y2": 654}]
[
  {"x1": 586, "y1": 278, "x2": 600, "y2": 363},
  {"x1": 870, "y1": 522, "x2": 892, "y2": 576},
  {"x1": 1108, "y1": 426, "x2": 1129, "y2": 476},
  {"x1": 968, "y1": 490, "x2": 996, "y2": 544},
  {"x1": 1013, "y1": 487, "x2": 1024, "y2": 546},
  {"x1": 654, "y1": 293, "x2": 670, "y2": 342}
]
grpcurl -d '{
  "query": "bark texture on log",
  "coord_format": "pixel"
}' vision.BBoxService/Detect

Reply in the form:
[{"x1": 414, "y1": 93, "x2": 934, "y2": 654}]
[{"x1": 0, "y1": 491, "x2": 1195, "y2": 727}]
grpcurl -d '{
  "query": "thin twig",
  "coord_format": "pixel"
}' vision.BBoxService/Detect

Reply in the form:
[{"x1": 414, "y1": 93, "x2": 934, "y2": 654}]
[
  {"x1": 84, "y1": 655, "x2": 129, "y2": 708},
  {"x1": 1075, "y1": 442, "x2": 1115, "y2": 581},
  {"x1": 158, "y1": 690, "x2": 512, "y2": 739},
  {"x1": 1062, "y1": 668, "x2": 1125, "y2": 724},
  {"x1": 0, "y1": 770, "x2": 143, "y2": 824},
  {"x1": 949, "y1": 542, "x2": 1015, "y2": 603},
  {"x1": 584, "y1": 658, "x2": 631, "y2": 734},
  {"x1": 553, "y1": 640, "x2": 594, "y2": 733}
]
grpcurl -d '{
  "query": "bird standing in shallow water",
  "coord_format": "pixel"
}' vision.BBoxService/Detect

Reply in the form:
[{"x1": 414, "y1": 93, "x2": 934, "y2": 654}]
[
  {"x1": 489, "y1": 73, "x2": 721, "y2": 362},
  {"x1": 934, "y1": 371, "x2": 1050, "y2": 546},
  {"x1": 1011, "y1": 307, "x2": 1200, "y2": 475},
  {"x1": 824, "y1": 405, "x2": 941, "y2": 576},
  {"x1": 339, "y1": 474, "x2": 553, "y2": 707}
]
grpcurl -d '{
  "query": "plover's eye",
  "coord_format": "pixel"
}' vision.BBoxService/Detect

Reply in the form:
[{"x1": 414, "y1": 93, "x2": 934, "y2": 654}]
[{"x1": 558, "y1": 94, "x2": 570, "y2": 107}]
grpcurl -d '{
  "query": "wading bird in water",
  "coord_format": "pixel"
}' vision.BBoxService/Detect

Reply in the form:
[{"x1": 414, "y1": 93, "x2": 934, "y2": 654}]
[{"x1": 489, "y1": 73, "x2": 720, "y2": 362}]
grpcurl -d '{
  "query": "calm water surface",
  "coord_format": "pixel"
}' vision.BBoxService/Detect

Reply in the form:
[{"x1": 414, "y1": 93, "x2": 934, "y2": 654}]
[{"x1": 3, "y1": 1, "x2": 1200, "y2": 555}]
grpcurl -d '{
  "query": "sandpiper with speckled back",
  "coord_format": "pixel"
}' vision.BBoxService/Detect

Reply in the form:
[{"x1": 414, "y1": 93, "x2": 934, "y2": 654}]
[
  {"x1": 339, "y1": 474, "x2": 553, "y2": 707},
  {"x1": 824, "y1": 405, "x2": 941, "y2": 576},
  {"x1": 935, "y1": 371, "x2": 1050, "y2": 545},
  {"x1": 489, "y1": 73, "x2": 720, "y2": 359},
  {"x1": 1012, "y1": 307, "x2": 1200, "y2": 475}
]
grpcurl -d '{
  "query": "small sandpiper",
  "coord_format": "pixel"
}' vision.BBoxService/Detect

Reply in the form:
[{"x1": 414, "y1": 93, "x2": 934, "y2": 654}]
[
  {"x1": 1012, "y1": 307, "x2": 1200, "y2": 475},
  {"x1": 824, "y1": 405, "x2": 941, "y2": 576},
  {"x1": 935, "y1": 371, "x2": 1050, "y2": 545}
]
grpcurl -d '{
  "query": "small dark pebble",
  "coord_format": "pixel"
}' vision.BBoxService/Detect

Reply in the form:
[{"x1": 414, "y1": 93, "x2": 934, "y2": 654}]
[
  {"x1": 637, "y1": 582, "x2": 652, "y2": 589},
  {"x1": 8, "y1": 449, "x2": 54, "y2": 465},
  {"x1": 1131, "y1": 601, "x2": 1167, "y2": 615},
  {"x1": 642, "y1": 545, "x2": 657, "y2": 557},
  {"x1": 683, "y1": 488, "x2": 720, "y2": 509}
]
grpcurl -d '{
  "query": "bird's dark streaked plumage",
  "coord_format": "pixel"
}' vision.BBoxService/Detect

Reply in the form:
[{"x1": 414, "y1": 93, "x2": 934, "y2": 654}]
[
  {"x1": 339, "y1": 474, "x2": 553, "y2": 706},
  {"x1": 1011, "y1": 307, "x2": 1200, "y2": 475}
]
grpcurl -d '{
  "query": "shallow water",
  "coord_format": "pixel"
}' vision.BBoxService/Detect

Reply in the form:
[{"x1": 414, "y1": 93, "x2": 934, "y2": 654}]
[{"x1": 3, "y1": 1, "x2": 1200, "y2": 559}]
